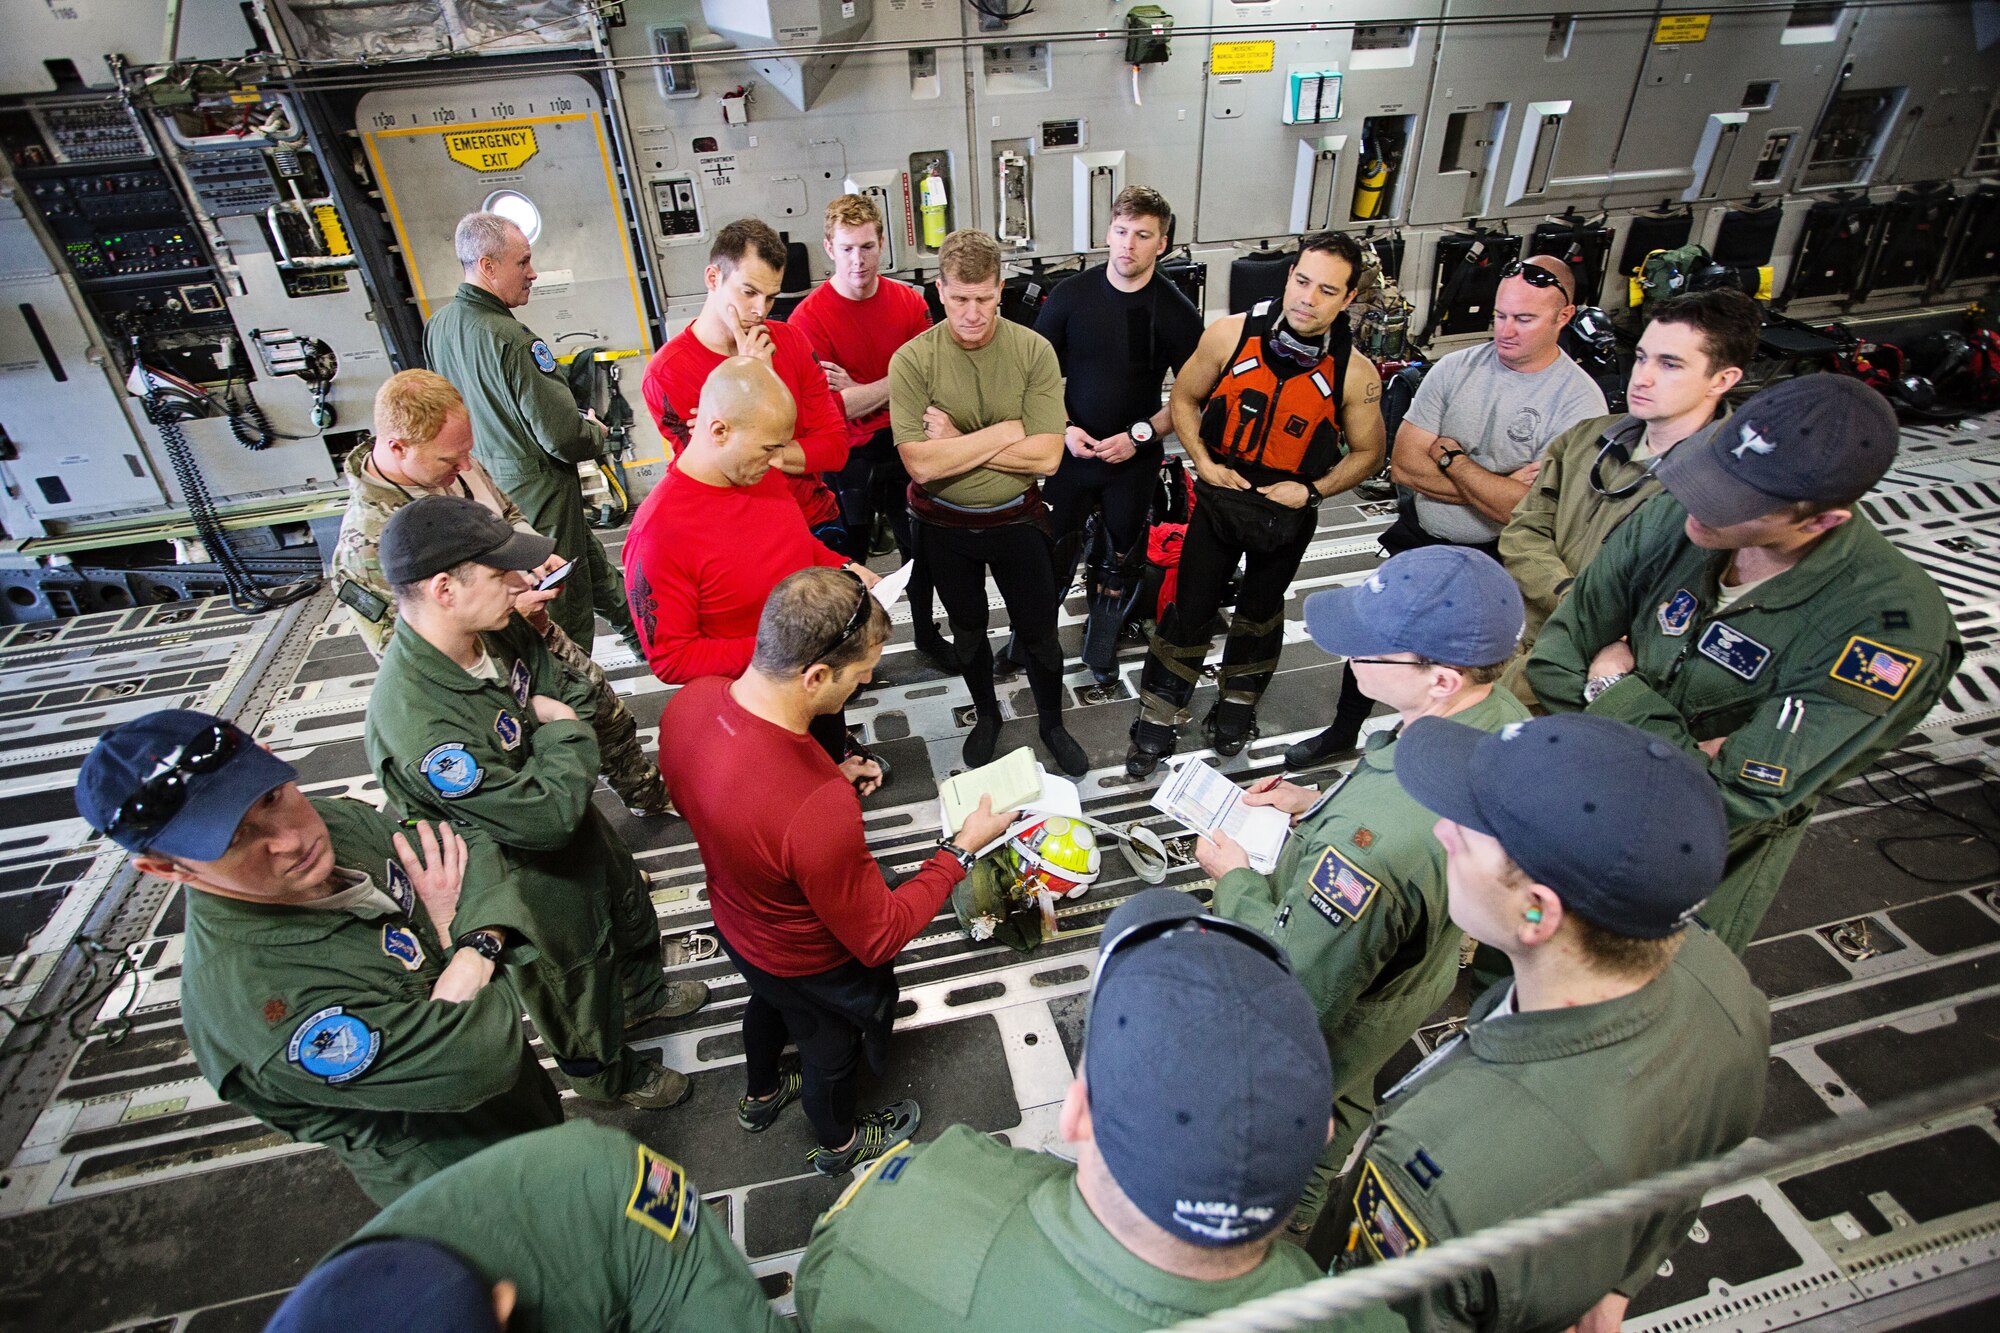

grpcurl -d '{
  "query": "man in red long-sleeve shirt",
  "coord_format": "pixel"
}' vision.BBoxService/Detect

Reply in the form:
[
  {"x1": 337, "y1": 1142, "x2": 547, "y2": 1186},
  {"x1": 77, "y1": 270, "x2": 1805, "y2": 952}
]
[
  {"x1": 661, "y1": 567, "x2": 1012, "y2": 1177},
  {"x1": 641, "y1": 217, "x2": 849, "y2": 547}
]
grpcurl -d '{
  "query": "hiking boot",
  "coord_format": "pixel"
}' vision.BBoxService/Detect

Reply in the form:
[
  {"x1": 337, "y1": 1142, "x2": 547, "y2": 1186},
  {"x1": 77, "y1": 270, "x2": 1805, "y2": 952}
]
[
  {"x1": 1125, "y1": 718, "x2": 1176, "y2": 778},
  {"x1": 808, "y1": 1099, "x2": 922, "y2": 1176},
  {"x1": 618, "y1": 1058, "x2": 693, "y2": 1109},
  {"x1": 737, "y1": 1062, "x2": 803, "y2": 1132},
  {"x1": 1284, "y1": 722, "x2": 1361, "y2": 770},
  {"x1": 624, "y1": 979, "x2": 709, "y2": 1028}
]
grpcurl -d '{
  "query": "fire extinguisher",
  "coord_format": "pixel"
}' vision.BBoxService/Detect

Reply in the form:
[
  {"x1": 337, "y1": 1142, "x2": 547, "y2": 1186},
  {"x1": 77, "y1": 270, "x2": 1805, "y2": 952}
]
[
  {"x1": 1352, "y1": 130, "x2": 1389, "y2": 221},
  {"x1": 920, "y1": 160, "x2": 949, "y2": 250}
]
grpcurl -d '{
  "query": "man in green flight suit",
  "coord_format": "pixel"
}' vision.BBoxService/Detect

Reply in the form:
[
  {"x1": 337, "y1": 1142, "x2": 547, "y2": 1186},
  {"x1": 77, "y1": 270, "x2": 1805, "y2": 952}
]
[
  {"x1": 365, "y1": 496, "x2": 705, "y2": 1109},
  {"x1": 77, "y1": 710, "x2": 562, "y2": 1205},
  {"x1": 1197, "y1": 545, "x2": 1530, "y2": 1234},
  {"x1": 795, "y1": 888, "x2": 1405, "y2": 1333},
  {"x1": 1329, "y1": 713, "x2": 1769, "y2": 1333},
  {"x1": 1526, "y1": 374, "x2": 1961, "y2": 949},
  {"x1": 424, "y1": 210, "x2": 638, "y2": 655},
  {"x1": 334, "y1": 369, "x2": 668, "y2": 816},
  {"x1": 264, "y1": 1120, "x2": 784, "y2": 1333}
]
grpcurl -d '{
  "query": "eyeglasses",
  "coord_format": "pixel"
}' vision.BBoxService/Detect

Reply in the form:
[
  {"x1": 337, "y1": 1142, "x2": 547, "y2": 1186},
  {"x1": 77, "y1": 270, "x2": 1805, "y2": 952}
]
[
  {"x1": 101, "y1": 724, "x2": 239, "y2": 838},
  {"x1": 1344, "y1": 655, "x2": 1438, "y2": 668},
  {"x1": 1500, "y1": 259, "x2": 1574, "y2": 306},
  {"x1": 1089, "y1": 909, "x2": 1293, "y2": 1008},
  {"x1": 810, "y1": 569, "x2": 873, "y2": 668}
]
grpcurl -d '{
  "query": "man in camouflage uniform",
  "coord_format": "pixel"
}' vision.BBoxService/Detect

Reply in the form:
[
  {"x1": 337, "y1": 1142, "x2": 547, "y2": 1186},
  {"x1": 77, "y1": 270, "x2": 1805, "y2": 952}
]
[{"x1": 335, "y1": 370, "x2": 669, "y2": 816}]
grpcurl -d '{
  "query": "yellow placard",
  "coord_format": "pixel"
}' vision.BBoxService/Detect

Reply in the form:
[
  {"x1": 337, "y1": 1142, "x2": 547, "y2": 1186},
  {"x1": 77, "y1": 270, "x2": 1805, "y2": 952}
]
[
  {"x1": 1210, "y1": 40, "x2": 1277, "y2": 75},
  {"x1": 1653, "y1": 14, "x2": 1712, "y2": 44},
  {"x1": 444, "y1": 126, "x2": 540, "y2": 173}
]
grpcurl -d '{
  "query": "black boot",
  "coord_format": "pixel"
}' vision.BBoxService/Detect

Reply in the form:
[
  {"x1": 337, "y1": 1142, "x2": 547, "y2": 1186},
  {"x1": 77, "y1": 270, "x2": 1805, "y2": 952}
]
[
  {"x1": 1203, "y1": 700, "x2": 1259, "y2": 758},
  {"x1": 913, "y1": 622, "x2": 962, "y2": 674},
  {"x1": 1125, "y1": 718, "x2": 1176, "y2": 778},
  {"x1": 963, "y1": 710, "x2": 1003, "y2": 768},
  {"x1": 1283, "y1": 721, "x2": 1362, "y2": 770},
  {"x1": 1040, "y1": 724, "x2": 1088, "y2": 778}
]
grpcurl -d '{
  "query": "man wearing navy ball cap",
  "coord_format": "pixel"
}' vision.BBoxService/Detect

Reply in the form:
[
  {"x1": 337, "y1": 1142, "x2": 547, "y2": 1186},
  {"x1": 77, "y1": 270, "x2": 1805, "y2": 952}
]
[{"x1": 1328, "y1": 713, "x2": 1769, "y2": 1333}]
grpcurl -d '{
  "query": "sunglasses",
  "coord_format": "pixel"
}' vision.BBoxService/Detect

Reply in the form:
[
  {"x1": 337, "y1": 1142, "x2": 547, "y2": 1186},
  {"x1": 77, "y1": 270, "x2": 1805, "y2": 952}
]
[
  {"x1": 1345, "y1": 655, "x2": 1438, "y2": 668},
  {"x1": 1589, "y1": 438, "x2": 1656, "y2": 500},
  {"x1": 811, "y1": 569, "x2": 873, "y2": 669},
  {"x1": 1089, "y1": 909, "x2": 1293, "y2": 1008},
  {"x1": 101, "y1": 724, "x2": 239, "y2": 839},
  {"x1": 1500, "y1": 259, "x2": 1574, "y2": 306}
]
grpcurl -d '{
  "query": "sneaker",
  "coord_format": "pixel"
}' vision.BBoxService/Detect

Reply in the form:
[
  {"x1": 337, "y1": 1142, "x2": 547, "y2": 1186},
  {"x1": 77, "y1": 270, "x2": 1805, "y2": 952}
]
[
  {"x1": 963, "y1": 711, "x2": 1003, "y2": 768},
  {"x1": 808, "y1": 1099, "x2": 922, "y2": 1176},
  {"x1": 1040, "y1": 725, "x2": 1088, "y2": 778},
  {"x1": 618, "y1": 1058, "x2": 693, "y2": 1109},
  {"x1": 1125, "y1": 718, "x2": 1176, "y2": 778},
  {"x1": 1283, "y1": 723, "x2": 1361, "y2": 771},
  {"x1": 624, "y1": 979, "x2": 710, "y2": 1028},
  {"x1": 626, "y1": 792, "x2": 675, "y2": 819},
  {"x1": 737, "y1": 1062, "x2": 803, "y2": 1132}
]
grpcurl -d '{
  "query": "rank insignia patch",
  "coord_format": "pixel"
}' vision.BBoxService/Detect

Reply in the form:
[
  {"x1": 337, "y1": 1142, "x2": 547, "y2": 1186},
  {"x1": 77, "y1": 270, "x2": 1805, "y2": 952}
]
[
  {"x1": 1830, "y1": 636, "x2": 1922, "y2": 701},
  {"x1": 494, "y1": 710, "x2": 522, "y2": 751},
  {"x1": 1657, "y1": 589, "x2": 1697, "y2": 637},
  {"x1": 508, "y1": 660, "x2": 531, "y2": 707},
  {"x1": 382, "y1": 923, "x2": 425, "y2": 971},
  {"x1": 530, "y1": 339, "x2": 557, "y2": 374},
  {"x1": 1696, "y1": 621, "x2": 1772, "y2": 681},
  {"x1": 262, "y1": 998, "x2": 289, "y2": 1026},
  {"x1": 420, "y1": 744, "x2": 483, "y2": 799},
  {"x1": 1882, "y1": 610, "x2": 1911, "y2": 632},
  {"x1": 1307, "y1": 847, "x2": 1381, "y2": 926},
  {"x1": 1354, "y1": 1159, "x2": 1428, "y2": 1260},
  {"x1": 287, "y1": 1006, "x2": 381, "y2": 1084},
  {"x1": 626, "y1": 1145, "x2": 698, "y2": 1242},
  {"x1": 1739, "y1": 759, "x2": 1789, "y2": 787},
  {"x1": 1352, "y1": 828, "x2": 1375, "y2": 850},
  {"x1": 1403, "y1": 1147, "x2": 1445, "y2": 1191}
]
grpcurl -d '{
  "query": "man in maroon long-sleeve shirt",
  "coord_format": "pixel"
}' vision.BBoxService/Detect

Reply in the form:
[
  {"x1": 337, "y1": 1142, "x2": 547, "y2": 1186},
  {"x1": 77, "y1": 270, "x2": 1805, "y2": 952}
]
[
  {"x1": 660, "y1": 567, "x2": 1011, "y2": 1176},
  {"x1": 641, "y1": 217, "x2": 849, "y2": 547}
]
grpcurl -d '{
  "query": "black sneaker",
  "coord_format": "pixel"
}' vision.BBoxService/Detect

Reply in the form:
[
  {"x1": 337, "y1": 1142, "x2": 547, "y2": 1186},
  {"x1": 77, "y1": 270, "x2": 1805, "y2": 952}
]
[
  {"x1": 808, "y1": 1099, "x2": 922, "y2": 1176},
  {"x1": 1125, "y1": 718, "x2": 1176, "y2": 778},
  {"x1": 1284, "y1": 723, "x2": 1361, "y2": 770},
  {"x1": 737, "y1": 1062, "x2": 803, "y2": 1132}
]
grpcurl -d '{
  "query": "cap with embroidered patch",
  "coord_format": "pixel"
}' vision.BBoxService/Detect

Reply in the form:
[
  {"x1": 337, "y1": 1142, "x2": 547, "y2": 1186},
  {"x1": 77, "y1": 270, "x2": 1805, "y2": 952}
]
[
  {"x1": 1086, "y1": 889, "x2": 1331, "y2": 1247},
  {"x1": 1303, "y1": 546, "x2": 1524, "y2": 667},
  {"x1": 76, "y1": 709, "x2": 296, "y2": 861},
  {"x1": 265, "y1": 1237, "x2": 497, "y2": 1333},
  {"x1": 1393, "y1": 713, "x2": 1727, "y2": 939},
  {"x1": 1653, "y1": 374, "x2": 1899, "y2": 527},
  {"x1": 378, "y1": 493, "x2": 555, "y2": 587}
]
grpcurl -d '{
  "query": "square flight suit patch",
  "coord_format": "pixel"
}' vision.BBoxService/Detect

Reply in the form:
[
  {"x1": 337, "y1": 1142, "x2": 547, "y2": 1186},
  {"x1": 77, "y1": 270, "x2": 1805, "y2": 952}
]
[
  {"x1": 1306, "y1": 847, "x2": 1381, "y2": 927},
  {"x1": 1830, "y1": 635, "x2": 1923, "y2": 703},
  {"x1": 1353, "y1": 1159, "x2": 1428, "y2": 1260},
  {"x1": 626, "y1": 1145, "x2": 698, "y2": 1242}
]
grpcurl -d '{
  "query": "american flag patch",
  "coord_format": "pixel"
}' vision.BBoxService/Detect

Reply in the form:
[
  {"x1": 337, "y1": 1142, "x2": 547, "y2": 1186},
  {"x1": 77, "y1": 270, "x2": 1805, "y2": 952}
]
[
  {"x1": 1307, "y1": 847, "x2": 1381, "y2": 925},
  {"x1": 1830, "y1": 635, "x2": 1923, "y2": 703},
  {"x1": 1868, "y1": 652, "x2": 1908, "y2": 686}
]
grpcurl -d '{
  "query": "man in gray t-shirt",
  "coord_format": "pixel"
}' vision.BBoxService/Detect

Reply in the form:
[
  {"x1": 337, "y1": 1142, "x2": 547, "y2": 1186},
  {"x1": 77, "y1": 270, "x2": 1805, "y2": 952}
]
[{"x1": 1286, "y1": 255, "x2": 1607, "y2": 769}]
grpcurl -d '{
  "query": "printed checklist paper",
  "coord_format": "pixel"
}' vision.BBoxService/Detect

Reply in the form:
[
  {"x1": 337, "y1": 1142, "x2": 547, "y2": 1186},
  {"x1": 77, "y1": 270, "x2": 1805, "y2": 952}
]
[{"x1": 1152, "y1": 760, "x2": 1288, "y2": 874}]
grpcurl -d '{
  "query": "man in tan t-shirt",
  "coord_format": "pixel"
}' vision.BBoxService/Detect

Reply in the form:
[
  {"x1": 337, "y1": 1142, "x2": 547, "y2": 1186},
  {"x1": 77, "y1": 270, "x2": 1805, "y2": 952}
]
[{"x1": 889, "y1": 230, "x2": 1084, "y2": 776}]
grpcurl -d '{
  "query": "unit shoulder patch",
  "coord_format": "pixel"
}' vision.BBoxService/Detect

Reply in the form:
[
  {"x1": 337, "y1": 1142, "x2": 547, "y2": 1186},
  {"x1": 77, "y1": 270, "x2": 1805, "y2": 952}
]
[
  {"x1": 419, "y1": 744, "x2": 483, "y2": 799},
  {"x1": 286, "y1": 1006, "x2": 381, "y2": 1084},
  {"x1": 530, "y1": 339, "x2": 557, "y2": 374},
  {"x1": 1354, "y1": 1158, "x2": 1428, "y2": 1260},
  {"x1": 1306, "y1": 846, "x2": 1381, "y2": 927},
  {"x1": 1829, "y1": 635, "x2": 1923, "y2": 703},
  {"x1": 626, "y1": 1144, "x2": 699, "y2": 1243}
]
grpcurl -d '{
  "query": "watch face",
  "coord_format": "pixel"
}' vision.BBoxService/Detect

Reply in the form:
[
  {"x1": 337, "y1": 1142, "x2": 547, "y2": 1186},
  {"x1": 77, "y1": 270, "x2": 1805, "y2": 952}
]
[{"x1": 1129, "y1": 420, "x2": 1156, "y2": 444}]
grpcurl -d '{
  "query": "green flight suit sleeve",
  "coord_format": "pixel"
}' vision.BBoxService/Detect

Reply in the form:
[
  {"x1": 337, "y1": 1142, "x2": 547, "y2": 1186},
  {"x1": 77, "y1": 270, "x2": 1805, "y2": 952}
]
[
  {"x1": 502, "y1": 336, "x2": 606, "y2": 466},
  {"x1": 608, "y1": 1146, "x2": 788, "y2": 1333},
  {"x1": 250, "y1": 981, "x2": 529, "y2": 1113},
  {"x1": 1499, "y1": 419, "x2": 1593, "y2": 625},
  {"x1": 1212, "y1": 866, "x2": 1281, "y2": 935},
  {"x1": 509, "y1": 614, "x2": 598, "y2": 727},
  {"x1": 410, "y1": 717, "x2": 602, "y2": 852},
  {"x1": 1525, "y1": 492, "x2": 1680, "y2": 710}
]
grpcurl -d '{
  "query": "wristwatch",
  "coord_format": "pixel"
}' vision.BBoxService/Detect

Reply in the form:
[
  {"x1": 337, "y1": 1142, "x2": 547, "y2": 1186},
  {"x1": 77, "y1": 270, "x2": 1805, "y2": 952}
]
[
  {"x1": 1437, "y1": 448, "x2": 1467, "y2": 471},
  {"x1": 456, "y1": 928, "x2": 505, "y2": 962},
  {"x1": 935, "y1": 838, "x2": 977, "y2": 873},
  {"x1": 1129, "y1": 419, "x2": 1157, "y2": 446},
  {"x1": 1303, "y1": 484, "x2": 1324, "y2": 510},
  {"x1": 1583, "y1": 673, "x2": 1628, "y2": 705}
]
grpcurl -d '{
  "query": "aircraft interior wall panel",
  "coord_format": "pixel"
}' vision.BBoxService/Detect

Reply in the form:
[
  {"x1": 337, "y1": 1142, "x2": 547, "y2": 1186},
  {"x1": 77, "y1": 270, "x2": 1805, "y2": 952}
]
[
  {"x1": 610, "y1": 0, "x2": 976, "y2": 299},
  {"x1": 1613, "y1": 0, "x2": 1852, "y2": 208},
  {"x1": 1831, "y1": 2, "x2": 1997, "y2": 188},
  {"x1": 0, "y1": 0, "x2": 263, "y2": 96},
  {"x1": 963, "y1": 0, "x2": 1208, "y2": 264},
  {"x1": 1192, "y1": 0, "x2": 1445, "y2": 244},
  {"x1": 1409, "y1": 0, "x2": 1657, "y2": 227}
]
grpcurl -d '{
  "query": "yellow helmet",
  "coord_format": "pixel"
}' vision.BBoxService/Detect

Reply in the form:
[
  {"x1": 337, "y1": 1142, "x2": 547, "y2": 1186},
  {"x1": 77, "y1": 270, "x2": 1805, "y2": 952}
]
[{"x1": 1004, "y1": 815, "x2": 1102, "y2": 901}]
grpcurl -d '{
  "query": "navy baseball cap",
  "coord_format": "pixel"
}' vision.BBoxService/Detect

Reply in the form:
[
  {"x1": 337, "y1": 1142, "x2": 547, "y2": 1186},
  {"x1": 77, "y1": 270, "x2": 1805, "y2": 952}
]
[
  {"x1": 1305, "y1": 546, "x2": 1524, "y2": 667},
  {"x1": 1654, "y1": 374, "x2": 1899, "y2": 527},
  {"x1": 1086, "y1": 889, "x2": 1330, "y2": 1246},
  {"x1": 378, "y1": 494, "x2": 554, "y2": 586},
  {"x1": 1394, "y1": 714, "x2": 1727, "y2": 939},
  {"x1": 265, "y1": 1237, "x2": 498, "y2": 1333},
  {"x1": 77, "y1": 709, "x2": 296, "y2": 861}
]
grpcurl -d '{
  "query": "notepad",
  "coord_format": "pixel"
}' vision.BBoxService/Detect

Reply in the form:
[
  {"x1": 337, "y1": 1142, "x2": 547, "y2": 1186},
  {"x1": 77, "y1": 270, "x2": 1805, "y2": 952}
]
[
  {"x1": 938, "y1": 746, "x2": 1043, "y2": 833},
  {"x1": 1151, "y1": 759, "x2": 1288, "y2": 874}
]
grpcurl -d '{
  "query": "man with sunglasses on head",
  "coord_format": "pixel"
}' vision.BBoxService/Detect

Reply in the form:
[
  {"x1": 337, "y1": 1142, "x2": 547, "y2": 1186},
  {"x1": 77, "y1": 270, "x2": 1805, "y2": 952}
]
[
  {"x1": 793, "y1": 888, "x2": 1403, "y2": 1333},
  {"x1": 660, "y1": 568, "x2": 1015, "y2": 1177},
  {"x1": 1288, "y1": 255, "x2": 1604, "y2": 769},
  {"x1": 1499, "y1": 290, "x2": 1760, "y2": 692},
  {"x1": 78, "y1": 711, "x2": 563, "y2": 1204},
  {"x1": 1325, "y1": 714, "x2": 1767, "y2": 1333},
  {"x1": 367, "y1": 495, "x2": 706, "y2": 1110},
  {"x1": 1194, "y1": 547, "x2": 1530, "y2": 1239}
]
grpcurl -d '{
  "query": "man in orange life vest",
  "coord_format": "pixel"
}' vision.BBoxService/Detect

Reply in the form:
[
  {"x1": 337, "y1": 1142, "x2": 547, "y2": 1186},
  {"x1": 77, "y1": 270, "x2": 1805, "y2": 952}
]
[{"x1": 1127, "y1": 230, "x2": 1388, "y2": 776}]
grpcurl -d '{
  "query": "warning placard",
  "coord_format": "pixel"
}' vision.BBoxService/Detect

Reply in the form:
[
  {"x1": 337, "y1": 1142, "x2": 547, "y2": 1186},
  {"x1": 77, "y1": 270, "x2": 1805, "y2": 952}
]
[
  {"x1": 1653, "y1": 14, "x2": 1712, "y2": 44},
  {"x1": 445, "y1": 126, "x2": 539, "y2": 173},
  {"x1": 1210, "y1": 40, "x2": 1277, "y2": 75}
]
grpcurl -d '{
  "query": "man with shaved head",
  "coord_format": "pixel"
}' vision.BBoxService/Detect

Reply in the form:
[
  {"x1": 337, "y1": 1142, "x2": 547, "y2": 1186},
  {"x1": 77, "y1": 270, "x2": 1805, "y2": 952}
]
[
  {"x1": 1287, "y1": 252, "x2": 1607, "y2": 769},
  {"x1": 623, "y1": 357, "x2": 883, "y2": 777}
]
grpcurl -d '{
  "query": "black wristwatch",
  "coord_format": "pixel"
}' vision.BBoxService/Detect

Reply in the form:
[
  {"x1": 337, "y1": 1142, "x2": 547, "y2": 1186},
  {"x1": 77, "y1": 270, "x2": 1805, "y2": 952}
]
[
  {"x1": 935, "y1": 838, "x2": 977, "y2": 872},
  {"x1": 456, "y1": 928, "x2": 505, "y2": 962},
  {"x1": 1304, "y1": 484, "x2": 1324, "y2": 509},
  {"x1": 1129, "y1": 419, "x2": 1157, "y2": 446},
  {"x1": 1437, "y1": 448, "x2": 1467, "y2": 472}
]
